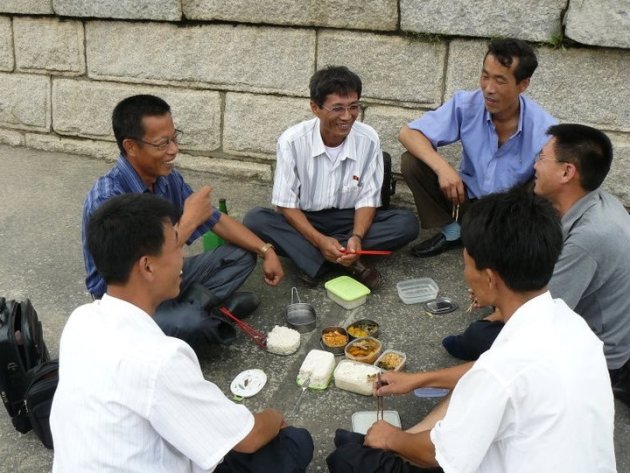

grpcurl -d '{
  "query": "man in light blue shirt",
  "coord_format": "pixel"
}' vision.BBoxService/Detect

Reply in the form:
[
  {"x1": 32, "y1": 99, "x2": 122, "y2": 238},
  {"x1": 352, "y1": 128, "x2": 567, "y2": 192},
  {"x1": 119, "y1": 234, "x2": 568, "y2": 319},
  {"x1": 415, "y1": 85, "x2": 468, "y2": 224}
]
[{"x1": 400, "y1": 38, "x2": 557, "y2": 257}]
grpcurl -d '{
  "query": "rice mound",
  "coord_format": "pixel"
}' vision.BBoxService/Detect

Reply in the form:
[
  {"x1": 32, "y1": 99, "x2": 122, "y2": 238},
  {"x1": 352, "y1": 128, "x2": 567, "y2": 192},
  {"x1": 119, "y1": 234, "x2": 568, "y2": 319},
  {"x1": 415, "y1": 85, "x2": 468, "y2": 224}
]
[
  {"x1": 267, "y1": 325, "x2": 300, "y2": 355},
  {"x1": 298, "y1": 349, "x2": 336, "y2": 389}
]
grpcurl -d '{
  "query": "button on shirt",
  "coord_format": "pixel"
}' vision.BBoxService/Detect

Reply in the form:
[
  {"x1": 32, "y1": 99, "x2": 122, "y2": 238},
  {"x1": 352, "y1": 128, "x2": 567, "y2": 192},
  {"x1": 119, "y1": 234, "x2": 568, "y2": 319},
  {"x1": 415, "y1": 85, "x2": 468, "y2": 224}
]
[
  {"x1": 82, "y1": 156, "x2": 222, "y2": 297},
  {"x1": 50, "y1": 295, "x2": 254, "y2": 473},
  {"x1": 272, "y1": 118, "x2": 383, "y2": 211},
  {"x1": 408, "y1": 90, "x2": 557, "y2": 199},
  {"x1": 430, "y1": 292, "x2": 616, "y2": 473}
]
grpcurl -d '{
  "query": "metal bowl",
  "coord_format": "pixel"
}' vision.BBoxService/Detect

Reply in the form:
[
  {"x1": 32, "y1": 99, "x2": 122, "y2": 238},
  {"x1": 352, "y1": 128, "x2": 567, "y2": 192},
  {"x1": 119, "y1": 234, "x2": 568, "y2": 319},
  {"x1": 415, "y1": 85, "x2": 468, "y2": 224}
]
[
  {"x1": 286, "y1": 302, "x2": 316, "y2": 333},
  {"x1": 320, "y1": 326, "x2": 349, "y2": 355},
  {"x1": 345, "y1": 336, "x2": 382, "y2": 364},
  {"x1": 346, "y1": 319, "x2": 380, "y2": 340}
]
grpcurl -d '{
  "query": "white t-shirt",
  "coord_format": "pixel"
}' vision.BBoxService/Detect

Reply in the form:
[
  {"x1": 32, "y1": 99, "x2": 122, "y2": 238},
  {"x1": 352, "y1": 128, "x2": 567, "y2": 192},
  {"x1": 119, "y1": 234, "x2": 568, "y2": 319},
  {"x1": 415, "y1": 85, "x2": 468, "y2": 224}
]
[
  {"x1": 431, "y1": 292, "x2": 616, "y2": 473},
  {"x1": 272, "y1": 117, "x2": 383, "y2": 211},
  {"x1": 50, "y1": 295, "x2": 254, "y2": 473}
]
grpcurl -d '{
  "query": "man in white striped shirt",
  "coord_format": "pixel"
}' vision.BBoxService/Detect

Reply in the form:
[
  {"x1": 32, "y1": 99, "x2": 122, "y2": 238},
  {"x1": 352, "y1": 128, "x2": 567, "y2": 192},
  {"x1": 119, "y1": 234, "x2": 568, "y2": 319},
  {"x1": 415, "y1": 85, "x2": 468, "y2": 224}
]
[
  {"x1": 51, "y1": 193, "x2": 313, "y2": 473},
  {"x1": 244, "y1": 66, "x2": 418, "y2": 289}
]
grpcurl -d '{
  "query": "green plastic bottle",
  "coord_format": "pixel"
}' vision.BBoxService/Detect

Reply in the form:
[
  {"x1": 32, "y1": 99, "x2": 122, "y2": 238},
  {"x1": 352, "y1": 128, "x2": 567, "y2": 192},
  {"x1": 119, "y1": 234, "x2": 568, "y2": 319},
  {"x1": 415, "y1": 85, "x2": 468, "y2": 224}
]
[{"x1": 202, "y1": 198, "x2": 228, "y2": 251}]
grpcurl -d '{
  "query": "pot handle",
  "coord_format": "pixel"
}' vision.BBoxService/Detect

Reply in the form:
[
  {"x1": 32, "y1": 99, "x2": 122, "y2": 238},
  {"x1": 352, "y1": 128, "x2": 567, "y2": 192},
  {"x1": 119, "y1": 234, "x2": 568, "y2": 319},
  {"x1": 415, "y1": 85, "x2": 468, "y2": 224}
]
[{"x1": 291, "y1": 287, "x2": 302, "y2": 304}]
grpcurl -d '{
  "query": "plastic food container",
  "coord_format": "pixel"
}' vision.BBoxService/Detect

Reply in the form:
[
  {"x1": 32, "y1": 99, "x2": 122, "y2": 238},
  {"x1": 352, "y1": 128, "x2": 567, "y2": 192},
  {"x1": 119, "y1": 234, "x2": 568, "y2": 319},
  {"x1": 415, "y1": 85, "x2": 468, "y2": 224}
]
[
  {"x1": 334, "y1": 359, "x2": 382, "y2": 396},
  {"x1": 396, "y1": 278, "x2": 439, "y2": 304},
  {"x1": 352, "y1": 410, "x2": 401, "y2": 434},
  {"x1": 320, "y1": 326, "x2": 349, "y2": 355},
  {"x1": 346, "y1": 319, "x2": 379, "y2": 340},
  {"x1": 374, "y1": 349, "x2": 406, "y2": 371},
  {"x1": 297, "y1": 349, "x2": 336, "y2": 390},
  {"x1": 325, "y1": 276, "x2": 371, "y2": 309},
  {"x1": 344, "y1": 336, "x2": 382, "y2": 364}
]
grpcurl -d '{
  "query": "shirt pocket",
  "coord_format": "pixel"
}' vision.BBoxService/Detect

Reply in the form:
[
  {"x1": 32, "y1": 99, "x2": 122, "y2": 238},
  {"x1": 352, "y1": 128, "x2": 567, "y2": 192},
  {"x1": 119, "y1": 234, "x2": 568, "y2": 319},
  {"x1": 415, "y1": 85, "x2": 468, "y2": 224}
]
[{"x1": 338, "y1": 183, "x2": 361, "y2": 209}]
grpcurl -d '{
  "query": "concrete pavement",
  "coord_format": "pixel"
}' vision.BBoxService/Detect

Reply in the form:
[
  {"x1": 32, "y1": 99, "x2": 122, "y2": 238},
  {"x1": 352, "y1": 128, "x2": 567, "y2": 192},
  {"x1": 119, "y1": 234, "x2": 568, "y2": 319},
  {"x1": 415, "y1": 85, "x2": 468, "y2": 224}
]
[{"x1": 1, "y1": 144, "x2": 628, "y2": 472}]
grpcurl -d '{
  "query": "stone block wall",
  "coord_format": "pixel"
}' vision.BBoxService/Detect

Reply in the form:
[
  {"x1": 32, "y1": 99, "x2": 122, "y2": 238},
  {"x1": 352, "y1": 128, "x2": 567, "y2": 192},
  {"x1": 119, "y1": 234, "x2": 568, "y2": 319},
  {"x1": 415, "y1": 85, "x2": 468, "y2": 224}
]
[{"x1": 0, "y1": 0, "x2": 629, "y2": 203}]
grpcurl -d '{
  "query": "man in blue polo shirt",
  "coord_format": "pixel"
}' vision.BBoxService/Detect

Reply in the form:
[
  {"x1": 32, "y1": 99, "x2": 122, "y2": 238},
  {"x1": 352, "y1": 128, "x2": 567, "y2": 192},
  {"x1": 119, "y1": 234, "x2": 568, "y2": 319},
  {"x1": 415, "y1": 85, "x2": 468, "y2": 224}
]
[
  {"x1": 82, "y1": 94, "x2": 284, "y2": 350},
  {"x1": 400, "y1": 38, "x2": 556, "y2": 257}
]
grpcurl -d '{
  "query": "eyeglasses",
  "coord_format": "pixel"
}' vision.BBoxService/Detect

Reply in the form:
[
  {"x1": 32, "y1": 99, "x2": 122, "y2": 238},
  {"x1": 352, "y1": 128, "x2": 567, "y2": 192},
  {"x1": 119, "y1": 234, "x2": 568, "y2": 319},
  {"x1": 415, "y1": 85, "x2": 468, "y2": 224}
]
[
  {"x1": 133, "y1": 129, "x2": 183, "y2": 150},
  {"x1": 319, "y1": 103, "x2": 364, "y2": 115}
]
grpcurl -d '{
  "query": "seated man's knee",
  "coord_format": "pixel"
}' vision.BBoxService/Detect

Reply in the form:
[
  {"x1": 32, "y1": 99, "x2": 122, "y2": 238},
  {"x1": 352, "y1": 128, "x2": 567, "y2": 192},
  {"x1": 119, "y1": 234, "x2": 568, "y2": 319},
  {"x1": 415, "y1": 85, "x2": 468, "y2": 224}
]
[{"x1": 243, "y1": 206, "x2": 270, "y2": 232}]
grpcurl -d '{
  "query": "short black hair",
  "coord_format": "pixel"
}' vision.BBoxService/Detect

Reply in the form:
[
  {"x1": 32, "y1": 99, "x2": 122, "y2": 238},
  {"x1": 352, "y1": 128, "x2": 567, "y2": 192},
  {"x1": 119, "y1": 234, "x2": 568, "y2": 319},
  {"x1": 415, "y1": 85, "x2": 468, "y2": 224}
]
[
  {"x1": 461, "y1": 189, "x2": 563, "y2": 292},
  {"x1": 112, "y1": 94, "x2": 171, "y2": 155},
  {"x1": 309, "y1": 66, "x2": 362, "y2": 107},
  {"x1": 485, "y1": 38, "x2": 538, "y2": 83},
  {"x1": 547, "y1": 124, "x2": 613, "y2": 191},
  {"x1": 87, "y1": 193, "x2": 179, "y2": 286}
]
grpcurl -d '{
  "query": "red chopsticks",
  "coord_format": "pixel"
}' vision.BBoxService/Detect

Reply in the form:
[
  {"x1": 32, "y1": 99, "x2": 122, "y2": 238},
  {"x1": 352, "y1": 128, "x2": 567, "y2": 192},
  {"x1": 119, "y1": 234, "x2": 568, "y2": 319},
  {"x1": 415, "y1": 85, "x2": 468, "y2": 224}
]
[
  {"x1": 339, "y1": 249, "x2": 393, "y2": 255},
  {"x1": 218, "y1": 306, "x2": 267, "y2": 349}
]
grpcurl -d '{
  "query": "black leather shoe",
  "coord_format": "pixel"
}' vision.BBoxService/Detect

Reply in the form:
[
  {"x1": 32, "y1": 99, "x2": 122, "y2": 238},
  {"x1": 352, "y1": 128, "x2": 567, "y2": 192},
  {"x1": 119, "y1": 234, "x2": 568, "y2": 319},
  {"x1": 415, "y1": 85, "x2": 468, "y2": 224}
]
[
  {"x1": 221, "y1": 292, "x2": 260, "y2": 320},
  {"x1": 411, "y1": 233, "x2": 462, "y2": 257}
]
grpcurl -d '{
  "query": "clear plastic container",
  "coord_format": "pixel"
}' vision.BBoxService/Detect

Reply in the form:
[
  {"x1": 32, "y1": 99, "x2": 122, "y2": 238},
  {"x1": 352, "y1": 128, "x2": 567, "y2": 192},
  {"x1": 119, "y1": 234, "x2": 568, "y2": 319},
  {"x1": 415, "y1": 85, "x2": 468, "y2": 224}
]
[
  {"x1": 352, "y1": 410, "x2": 401, "y2": 434},
  {"x1": 396, "y1": 278, "x2": 439, "y2": 304},
  {"x1": 374, "y1": 349, "x2": 406, "y2": 371},
  {"x1": 325, "y1": 276, "x2": 371, "y2": 309}
]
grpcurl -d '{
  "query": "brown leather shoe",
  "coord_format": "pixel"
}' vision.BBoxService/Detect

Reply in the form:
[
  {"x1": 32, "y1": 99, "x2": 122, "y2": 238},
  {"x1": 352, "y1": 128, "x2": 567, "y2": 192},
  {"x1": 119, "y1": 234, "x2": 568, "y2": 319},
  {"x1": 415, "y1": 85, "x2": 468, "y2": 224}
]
[{"x1": 348, "y1": 260, "x2": 383, "y2": 291}]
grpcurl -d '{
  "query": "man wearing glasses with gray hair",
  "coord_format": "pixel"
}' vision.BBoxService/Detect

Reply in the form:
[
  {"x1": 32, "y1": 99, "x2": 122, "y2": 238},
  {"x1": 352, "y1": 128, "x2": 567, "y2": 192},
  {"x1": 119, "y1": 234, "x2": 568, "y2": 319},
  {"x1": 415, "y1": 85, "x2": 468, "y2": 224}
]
[
  {"x1": 245, "y1": 66, "x2": 418, "y2": 290},
  {"x1": 82, "y1": 94, "x2": 284, "y2": 351}
]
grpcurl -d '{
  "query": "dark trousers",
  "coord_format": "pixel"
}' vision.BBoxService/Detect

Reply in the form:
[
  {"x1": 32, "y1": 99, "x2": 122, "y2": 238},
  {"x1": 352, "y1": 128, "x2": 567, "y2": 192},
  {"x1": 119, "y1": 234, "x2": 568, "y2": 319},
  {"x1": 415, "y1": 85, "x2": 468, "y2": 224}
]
[
  {"x1": 244, "y1": 207, "x2": 419, "y2": 278},
  {"x1": 153, "y1": 245, "x2": 256, "y2": 350},
  {"x1": 448, "y1": 319, "x2": 630, "y2": 407},
  {"x1": 216, "y1": 426, "x2": 314, "y2": 473},
  {"x1": 326, "y1": 429, "x2": 442, "y2": 473},
  {"x1": 400, "y1": 152, "x2": 471, "y2": 229}
]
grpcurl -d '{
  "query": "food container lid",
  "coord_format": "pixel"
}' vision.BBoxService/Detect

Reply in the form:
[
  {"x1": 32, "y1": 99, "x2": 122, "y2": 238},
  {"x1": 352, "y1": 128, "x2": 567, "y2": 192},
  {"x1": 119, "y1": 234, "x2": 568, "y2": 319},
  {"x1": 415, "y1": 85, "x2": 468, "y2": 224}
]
[
  {"x1": 352, "y1": 410, "x2": 401, "y2": 434},
  {"x1": 423, "y1": 296, "x2": 458, "y2": 315},
  {"x1": 413, "y1": 387, "x2": 450, "y2": 398},
  {"x1": 396, "y1": 278, "x2": 439, "y2": 304},
  {"x1": 325, "y1": 276, "x2": 371, "y2": 302},
  {"x1": 230, "y1": 369, "x2": 267, "y2": 399}
]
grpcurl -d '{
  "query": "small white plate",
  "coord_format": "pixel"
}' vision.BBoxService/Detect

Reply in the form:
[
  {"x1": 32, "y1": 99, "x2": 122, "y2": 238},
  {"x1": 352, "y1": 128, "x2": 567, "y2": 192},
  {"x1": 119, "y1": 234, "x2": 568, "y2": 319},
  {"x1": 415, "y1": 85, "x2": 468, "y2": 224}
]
[
  {"x1": 352, "y1": 410, "x2": 401, "y2": 434},
  {"x1": 230, "y1": 369, "x2": 267, "y2": 398}
]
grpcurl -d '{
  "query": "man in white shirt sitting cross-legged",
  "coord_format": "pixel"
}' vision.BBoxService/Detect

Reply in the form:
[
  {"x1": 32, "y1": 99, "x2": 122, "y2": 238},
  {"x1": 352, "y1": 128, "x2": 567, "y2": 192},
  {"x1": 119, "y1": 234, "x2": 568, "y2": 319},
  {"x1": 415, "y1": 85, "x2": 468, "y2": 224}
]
[
  {"x1": 244, "y1": 66, "x2": 418, "y2": 290},
  {"x1": 50, "y1": 193, "x2": 313, "y2": 473}
]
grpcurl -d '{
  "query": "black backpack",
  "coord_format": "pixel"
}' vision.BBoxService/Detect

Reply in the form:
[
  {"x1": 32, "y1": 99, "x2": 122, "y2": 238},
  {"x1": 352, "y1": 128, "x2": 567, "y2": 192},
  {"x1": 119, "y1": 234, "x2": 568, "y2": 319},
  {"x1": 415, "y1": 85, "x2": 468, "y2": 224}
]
[{"x1": 0, "y1": 297, "x2": 53, "y2": 440}]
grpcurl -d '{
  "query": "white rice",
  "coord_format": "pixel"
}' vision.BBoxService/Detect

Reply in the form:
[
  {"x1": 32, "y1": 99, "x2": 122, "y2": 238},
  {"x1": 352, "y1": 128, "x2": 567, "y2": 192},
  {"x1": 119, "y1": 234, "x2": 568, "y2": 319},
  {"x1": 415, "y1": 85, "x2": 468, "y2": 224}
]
[
  {"x1": 266, "y1": 325, "x2": 300, "y2": 355},
  {"x1": 334, "y1": 359, "x2": 382, "y2": 396},
  {"x1": 298, "y1": 349, "x2": 336, "y2": 389}
]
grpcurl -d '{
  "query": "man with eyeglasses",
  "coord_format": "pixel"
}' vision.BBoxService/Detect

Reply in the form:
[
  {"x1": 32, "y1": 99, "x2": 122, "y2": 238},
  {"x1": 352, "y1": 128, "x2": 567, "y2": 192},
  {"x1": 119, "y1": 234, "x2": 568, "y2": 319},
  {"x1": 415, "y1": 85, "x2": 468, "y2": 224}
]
[
  {"x1": 442, "y1": 124, "x2": 630, "y2": 407},
  {"x1": 244, "y1": 66, "x2": 418, "y2": 289},
  {"x1": 400, "y1": 38, "x2": 557, "y2": 257},
  {"x1": 82, "y1": 94, "x2": 284, "y2": 350}
]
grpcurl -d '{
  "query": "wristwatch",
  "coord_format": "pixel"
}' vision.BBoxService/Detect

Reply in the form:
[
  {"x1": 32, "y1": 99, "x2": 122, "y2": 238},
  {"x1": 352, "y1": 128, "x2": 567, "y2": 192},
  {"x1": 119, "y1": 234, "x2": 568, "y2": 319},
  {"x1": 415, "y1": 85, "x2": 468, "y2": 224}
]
[{"x1": 259, "y1": 242, "x2": 275, "y2": 258}]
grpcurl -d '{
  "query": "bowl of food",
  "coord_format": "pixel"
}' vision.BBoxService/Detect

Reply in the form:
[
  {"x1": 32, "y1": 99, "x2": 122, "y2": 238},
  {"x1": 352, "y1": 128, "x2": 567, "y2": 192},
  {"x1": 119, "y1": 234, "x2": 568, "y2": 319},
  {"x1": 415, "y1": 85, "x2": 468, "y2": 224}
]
[
  {"x1": 346, "y1": 319, "x2": 380, "y2": 340},
  {"x1": 374, "y1": 349, "x2": 406, "y2": 371},
  {"x1": 344, "y1": 336, "x2": 382, "y2": 364},
  {"x1": 320, "y1": 326, "x2": 349, "y2": 355}
]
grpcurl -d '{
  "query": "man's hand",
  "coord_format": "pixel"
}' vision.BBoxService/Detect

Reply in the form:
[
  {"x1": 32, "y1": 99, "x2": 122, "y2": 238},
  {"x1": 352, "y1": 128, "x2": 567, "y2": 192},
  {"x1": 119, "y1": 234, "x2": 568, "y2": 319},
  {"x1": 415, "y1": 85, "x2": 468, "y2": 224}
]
[
  {"x1": 364, "y1": 420, "x2": 399, "y2": 450},
  {"x1": 179, "y1": 186, "x2": 215, "y2": 244},
  {"x1": 318, "y1": 235, "x2": 344, "y2": 263},
  {"x1": 261, "y1": 249, "x2": 284, "y2": 286},
  {"x1": 374, "y1": 371, "x2": 419, "y2": 397},
  {"x1": 436, "y1": 164, "x2": 466, "y2": 204},
  {"x1": 337, "y1": 235, "x2": 361, "y2": 266}
]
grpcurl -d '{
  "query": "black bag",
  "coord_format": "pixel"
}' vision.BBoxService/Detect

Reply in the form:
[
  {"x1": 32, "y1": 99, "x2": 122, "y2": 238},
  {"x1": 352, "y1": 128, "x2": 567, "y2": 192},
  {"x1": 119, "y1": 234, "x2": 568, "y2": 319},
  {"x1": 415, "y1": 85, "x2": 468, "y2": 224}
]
[
  {"x1": 0, "y1": 297, "x2": 50, "y2": 433},
  {"x1": 381, "y1": 151, "x2": 397, "y2": 209},
  {"x1": 24, "y1": 360, "x2": 58, "y2": 449}
]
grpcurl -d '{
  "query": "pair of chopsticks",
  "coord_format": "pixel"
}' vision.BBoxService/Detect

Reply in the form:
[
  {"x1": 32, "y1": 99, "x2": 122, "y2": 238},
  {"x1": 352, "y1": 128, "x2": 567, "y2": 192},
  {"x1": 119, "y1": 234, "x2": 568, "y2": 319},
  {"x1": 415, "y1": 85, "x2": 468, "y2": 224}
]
[
  {"x1": 451, "y1": 203, "x2": 460, "y2": 222},
  {"x1": 376, "y1": 372, "x2": 384, "y2": 421},
  {"x1": 339, "y1": 249, "x2": 392, "y2": 256},
  {"x1": 218, "y1": 306, "x2": 267, "y2": 349}
]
